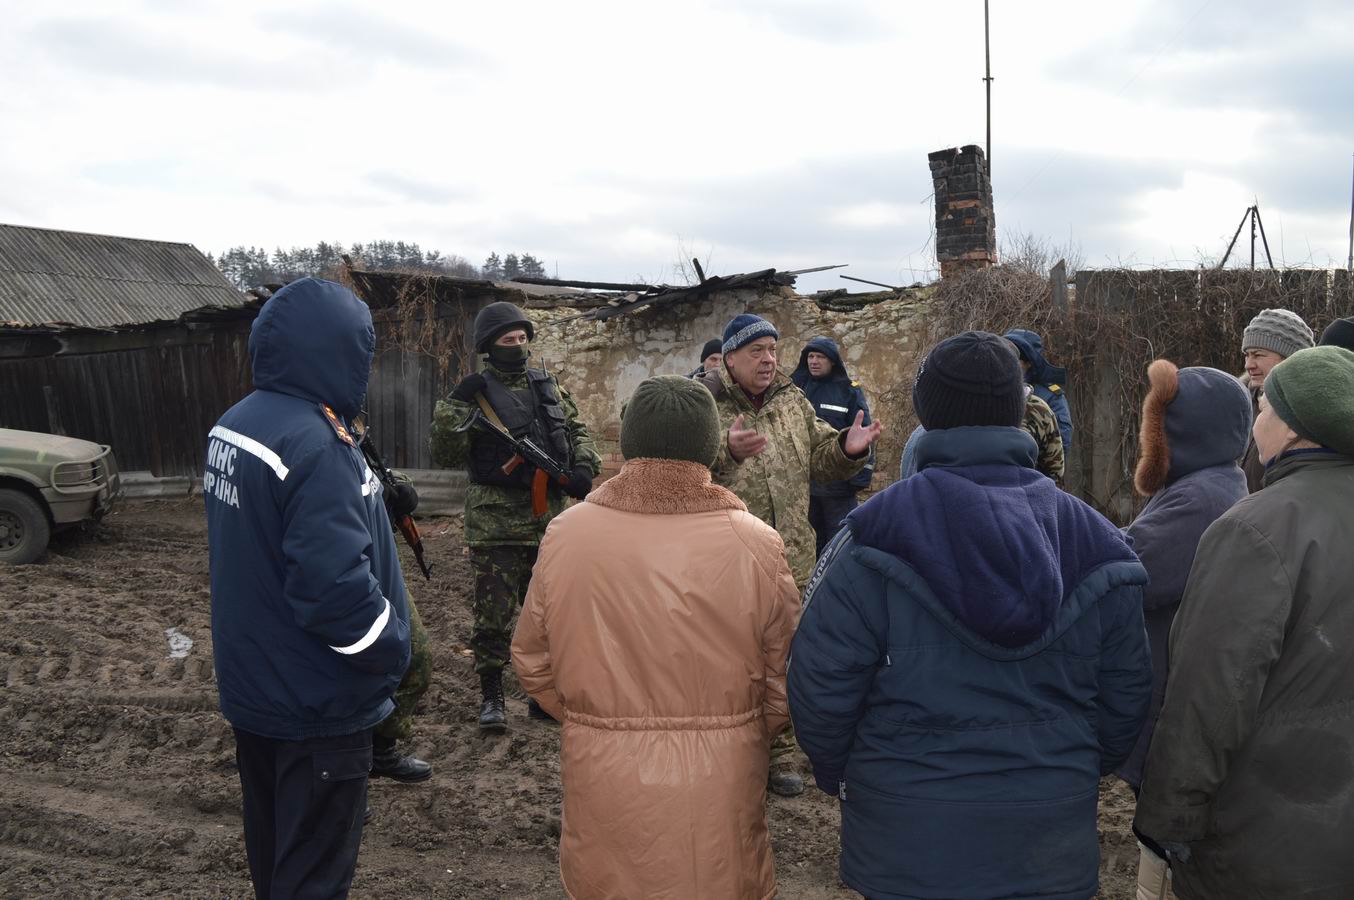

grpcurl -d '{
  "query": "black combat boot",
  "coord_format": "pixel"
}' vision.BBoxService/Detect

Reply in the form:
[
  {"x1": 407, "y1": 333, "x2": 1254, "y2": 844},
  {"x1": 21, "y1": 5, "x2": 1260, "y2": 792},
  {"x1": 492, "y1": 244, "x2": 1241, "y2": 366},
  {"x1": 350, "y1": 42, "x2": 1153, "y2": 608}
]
[
  {"x1": 479, "y1": 671, "x2": 507, "y2": 733},
  {"x1": 370, "y1": 734, "x2": 433, "y2": 783},
  {"x1": 527, "y1": 697, "x2": 555, "y2": 722}
]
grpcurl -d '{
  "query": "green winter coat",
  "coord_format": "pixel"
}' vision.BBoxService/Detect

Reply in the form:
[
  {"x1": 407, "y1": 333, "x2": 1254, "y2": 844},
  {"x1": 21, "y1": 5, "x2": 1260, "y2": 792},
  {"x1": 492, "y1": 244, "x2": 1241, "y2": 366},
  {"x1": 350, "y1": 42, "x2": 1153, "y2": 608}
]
[
  {"x1": 697, "y1": 366, "x2": 866, "y2": 585},
  {"x1": 430, "y1": 363, "x2": 600, "y2": 547},
  {"x1": 1134, "y1": 450, "x2": 1354, "y2": 899}
]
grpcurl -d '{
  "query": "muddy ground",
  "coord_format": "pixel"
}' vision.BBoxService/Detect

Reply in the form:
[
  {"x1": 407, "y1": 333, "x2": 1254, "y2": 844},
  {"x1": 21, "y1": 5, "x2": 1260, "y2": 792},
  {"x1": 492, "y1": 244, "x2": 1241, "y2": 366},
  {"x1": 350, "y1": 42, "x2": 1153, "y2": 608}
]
[{"x1": 0, "y1": 498, "x2": 1140, "y2": 898}]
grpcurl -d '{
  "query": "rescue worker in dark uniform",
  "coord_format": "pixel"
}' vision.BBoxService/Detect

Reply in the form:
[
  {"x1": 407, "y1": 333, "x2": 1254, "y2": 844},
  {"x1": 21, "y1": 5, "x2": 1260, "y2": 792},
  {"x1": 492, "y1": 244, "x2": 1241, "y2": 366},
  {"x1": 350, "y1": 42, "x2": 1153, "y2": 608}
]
[
  {"x1": 205, "y1": 278, "x2": 411, "y2": 898},
  {"x1": 791, "y1": 337, "x2": 875, "y2": 557},
  {"x1": 430, "y1": 302, "x2": 601, "y2": 732}
]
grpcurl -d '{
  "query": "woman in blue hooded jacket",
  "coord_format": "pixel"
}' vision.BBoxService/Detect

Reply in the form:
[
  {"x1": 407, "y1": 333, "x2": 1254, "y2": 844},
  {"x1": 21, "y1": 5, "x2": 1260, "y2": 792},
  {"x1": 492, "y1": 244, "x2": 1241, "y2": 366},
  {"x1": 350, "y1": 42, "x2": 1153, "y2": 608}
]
[
  {"x1": 789, "y1": 332, "x2": 1151, "y2": 900},
  {"x1": 1115, "y1": 361, "x2": 1250, "y2": 898}
]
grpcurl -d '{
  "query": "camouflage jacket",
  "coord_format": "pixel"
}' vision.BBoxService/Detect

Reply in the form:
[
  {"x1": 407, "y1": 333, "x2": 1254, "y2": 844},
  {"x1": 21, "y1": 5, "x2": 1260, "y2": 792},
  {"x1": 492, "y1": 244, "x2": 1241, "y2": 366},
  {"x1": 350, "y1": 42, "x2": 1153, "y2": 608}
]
[
  {"x1": 697, "y1": 366, "x2": 866, "y2": 585},
  {"x1": 1024, "y1": 391, "x2": 1065, "y2": 485},
  {"x1": 430, "y1": 363, "x2": 601, "y2": 547}
]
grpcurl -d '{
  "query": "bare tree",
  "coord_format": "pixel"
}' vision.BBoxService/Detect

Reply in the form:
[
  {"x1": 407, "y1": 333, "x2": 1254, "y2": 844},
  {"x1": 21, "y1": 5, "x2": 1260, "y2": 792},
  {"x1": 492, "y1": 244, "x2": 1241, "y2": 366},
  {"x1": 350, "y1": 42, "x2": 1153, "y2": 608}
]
[{"x1": 998, "y1": 229, "x2": 1085, "y2": 277}]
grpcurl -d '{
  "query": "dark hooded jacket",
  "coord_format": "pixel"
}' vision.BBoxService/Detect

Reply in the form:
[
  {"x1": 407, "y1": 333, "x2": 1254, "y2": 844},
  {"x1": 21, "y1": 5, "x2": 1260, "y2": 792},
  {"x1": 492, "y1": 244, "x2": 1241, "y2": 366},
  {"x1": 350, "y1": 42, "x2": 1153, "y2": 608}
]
[
  {"x1": 788, "y1": 427, "x2": 1150, "y2": 900},
  {"x1": 205, "y1": 278, "x2": 411, "y2": 741},
  {"x1": 791, "y1": 337, "x2": 874, "y2": 496},
  {"x1": 1116, "y1": 365, "x2": 1250, "y2": 787},
  {"x1": 1006, "y1": 329, "x2": 1073, "y2": 452}
]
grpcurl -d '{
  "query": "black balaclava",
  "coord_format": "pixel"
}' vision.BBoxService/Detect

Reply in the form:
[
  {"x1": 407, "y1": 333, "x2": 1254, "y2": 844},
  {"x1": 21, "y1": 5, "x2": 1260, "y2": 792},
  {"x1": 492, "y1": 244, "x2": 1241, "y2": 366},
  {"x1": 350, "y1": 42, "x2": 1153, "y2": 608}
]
[{"x1": 487, "y1": 343, "x2": 528, "y2": 372}]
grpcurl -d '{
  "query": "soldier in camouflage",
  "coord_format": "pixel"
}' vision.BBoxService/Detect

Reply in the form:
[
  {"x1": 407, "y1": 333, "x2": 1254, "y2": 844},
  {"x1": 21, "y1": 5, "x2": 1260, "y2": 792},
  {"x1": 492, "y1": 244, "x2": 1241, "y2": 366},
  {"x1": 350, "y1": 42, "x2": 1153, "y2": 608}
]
[
  {"x1": 1022, "y1": 387, "x2": 1065, "y2": 485},
  {"x1": 371, "y1": 591, "x2": 433, "y2": 780},
  {"x1": 429, "y1": 301, "x2": 601, "y2": 732},
  {"x1": 697, "y1": 314, "x2": 881, "y2": 797},
  {"x1": 358, "y1": 467, "x2": 434, "y2": 782}
]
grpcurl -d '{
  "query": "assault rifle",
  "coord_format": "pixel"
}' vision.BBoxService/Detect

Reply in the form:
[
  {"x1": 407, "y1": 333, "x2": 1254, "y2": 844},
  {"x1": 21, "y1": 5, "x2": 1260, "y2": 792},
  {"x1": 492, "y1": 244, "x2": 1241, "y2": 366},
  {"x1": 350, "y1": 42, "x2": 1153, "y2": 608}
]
[
  {"x1": 357, "y1": 430, "x2": 432, "y2": 581},
  {"x1": 458, "y1": 407, "x2": 571, "y2": 518}
]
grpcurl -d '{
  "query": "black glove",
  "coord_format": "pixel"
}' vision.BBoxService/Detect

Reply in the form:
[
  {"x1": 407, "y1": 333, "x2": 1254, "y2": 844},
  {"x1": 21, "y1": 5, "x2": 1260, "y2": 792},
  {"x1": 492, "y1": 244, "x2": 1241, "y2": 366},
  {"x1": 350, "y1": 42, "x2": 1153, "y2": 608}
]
[
  {"x1": 563, "y1": 466, "x2": 593, "y2": 500},
  {"x1": 450, "y1": 372, "x2": 488, "y2": 403},
  {"x1": 387, "y1": 480, "x2": 419, "y2": 518}
]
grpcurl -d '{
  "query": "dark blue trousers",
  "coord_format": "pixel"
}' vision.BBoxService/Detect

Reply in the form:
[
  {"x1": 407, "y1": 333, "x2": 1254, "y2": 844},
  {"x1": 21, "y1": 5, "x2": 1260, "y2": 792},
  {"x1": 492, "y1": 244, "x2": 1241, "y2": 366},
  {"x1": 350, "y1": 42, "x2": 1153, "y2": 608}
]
[
  {"x1": 810, "y1": 494, "x2": 859, "y2": 559},
  {"x1": 233, "y1": 727, "x2": 372, "y2": 899}
]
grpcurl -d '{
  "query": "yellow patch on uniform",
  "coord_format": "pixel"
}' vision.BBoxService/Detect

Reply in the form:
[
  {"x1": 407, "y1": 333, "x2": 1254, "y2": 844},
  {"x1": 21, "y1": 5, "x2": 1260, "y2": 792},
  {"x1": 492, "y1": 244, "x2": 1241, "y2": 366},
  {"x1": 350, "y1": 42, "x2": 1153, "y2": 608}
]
[
  {"x1": 1049, "y1": 384, "x2": 1062, "y2": 393},
  {"x1": 320, "y1": 404, "x2": 356, "y2": 447}
]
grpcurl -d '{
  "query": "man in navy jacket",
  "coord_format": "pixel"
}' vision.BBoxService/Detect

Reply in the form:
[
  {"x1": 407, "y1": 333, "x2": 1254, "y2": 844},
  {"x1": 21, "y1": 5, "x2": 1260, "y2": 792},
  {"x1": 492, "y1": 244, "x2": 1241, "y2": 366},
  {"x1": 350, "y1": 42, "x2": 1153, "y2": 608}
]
[
  {"x1": 791, "y1": 337, "x2": 875, "y2": 557},
  {"x1": 205, "y1": 278, "x2": 411, "y2": 899},
  {"x1": 788, "y1": 332, "x2": 1149, "y2": 900}
]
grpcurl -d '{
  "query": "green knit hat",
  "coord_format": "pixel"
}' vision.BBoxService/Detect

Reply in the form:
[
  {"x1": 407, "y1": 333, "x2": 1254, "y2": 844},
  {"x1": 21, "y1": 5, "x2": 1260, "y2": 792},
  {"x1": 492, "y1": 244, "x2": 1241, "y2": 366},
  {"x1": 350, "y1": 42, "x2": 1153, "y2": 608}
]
[
  {"x1": 620, "y1": 375, "x2": 722, "y2": 465},
  {"x1": 1263, "y1": 346, "x2": 1354, "y2": 456}
]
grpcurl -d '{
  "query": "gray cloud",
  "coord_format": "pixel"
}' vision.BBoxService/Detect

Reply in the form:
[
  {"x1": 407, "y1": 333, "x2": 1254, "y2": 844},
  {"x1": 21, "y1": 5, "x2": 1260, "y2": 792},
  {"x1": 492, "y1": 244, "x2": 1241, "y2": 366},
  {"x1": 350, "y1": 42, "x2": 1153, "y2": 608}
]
[
  {"x1": 259, "y1": 7, "x2": 483, "y2": 68},
  {"x1": 726, "y1": 0, "x2": 895, "y2": 43},
  {"x1": 365, "y1": 170, "x2": 470, "y2": 204},
  {"x1": 28, "y1": 18, "x2": 330, "y2": 90}
]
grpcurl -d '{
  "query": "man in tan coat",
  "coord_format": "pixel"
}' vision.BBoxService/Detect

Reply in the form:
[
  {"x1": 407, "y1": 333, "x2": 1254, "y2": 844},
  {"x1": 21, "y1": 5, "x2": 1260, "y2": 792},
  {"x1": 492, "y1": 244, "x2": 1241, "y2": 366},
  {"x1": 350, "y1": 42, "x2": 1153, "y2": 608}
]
[{"x1": 512, "y1": 376, "x2": 800, "y2": 900}]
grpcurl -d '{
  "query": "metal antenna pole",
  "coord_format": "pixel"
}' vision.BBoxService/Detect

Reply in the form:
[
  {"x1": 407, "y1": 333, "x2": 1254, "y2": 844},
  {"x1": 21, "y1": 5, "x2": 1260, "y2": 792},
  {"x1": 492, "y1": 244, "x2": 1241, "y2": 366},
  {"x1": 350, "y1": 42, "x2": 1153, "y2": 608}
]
[
  {"x1": 1253, "y1": 205, "x2": 1276, "y2": 270},
  {"x1": 983, "y1": 0, "x2": 993, "y2": 175},
  {"x1": 1250, "y1": 205, "x2": 1257, "y2": 270},
  {"x1": 1347, "y1": 153, "x2": 1353, "y2": 272}
]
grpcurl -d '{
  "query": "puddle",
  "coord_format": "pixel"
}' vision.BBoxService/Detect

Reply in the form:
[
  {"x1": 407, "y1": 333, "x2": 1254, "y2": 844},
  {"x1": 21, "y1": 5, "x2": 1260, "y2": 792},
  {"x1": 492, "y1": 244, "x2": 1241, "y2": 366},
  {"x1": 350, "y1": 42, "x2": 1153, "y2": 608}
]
[{"x1": 166, "y1": 627, "x2": 194, "y2": 659}]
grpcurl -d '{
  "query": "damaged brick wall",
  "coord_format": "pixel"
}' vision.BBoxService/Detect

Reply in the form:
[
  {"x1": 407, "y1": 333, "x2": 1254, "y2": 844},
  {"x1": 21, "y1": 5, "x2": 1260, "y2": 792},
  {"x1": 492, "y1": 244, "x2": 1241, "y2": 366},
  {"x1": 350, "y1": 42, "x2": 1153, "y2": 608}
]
[
  {"x1": 525, "y1": 288, "x2": 931, "y2": 489},
  {"x1": 930, "y1": 145, "x2": 996, "y2": 278}
]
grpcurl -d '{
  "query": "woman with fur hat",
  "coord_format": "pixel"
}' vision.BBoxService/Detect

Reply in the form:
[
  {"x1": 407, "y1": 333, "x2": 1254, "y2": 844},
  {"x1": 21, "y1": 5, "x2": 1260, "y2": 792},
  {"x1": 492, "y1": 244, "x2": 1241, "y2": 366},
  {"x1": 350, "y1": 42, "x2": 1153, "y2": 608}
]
[
  {"x1": 1117, "y1": 361, "x2": 1251, "y2": 899},
  {"x1": 512, "y1": 375, "x2": 800, "y2": 900},
  {"x1": 1135, "y1": 346, "x2": 1354, "y2": 899}
]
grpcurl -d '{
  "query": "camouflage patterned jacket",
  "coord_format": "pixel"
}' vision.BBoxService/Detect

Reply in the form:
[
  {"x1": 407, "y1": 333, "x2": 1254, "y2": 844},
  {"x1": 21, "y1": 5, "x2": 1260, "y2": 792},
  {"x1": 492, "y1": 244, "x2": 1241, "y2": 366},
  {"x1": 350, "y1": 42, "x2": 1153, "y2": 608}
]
[
  {"x1": 429, "y1": 363, "x2": 601, "y2": 548},
  {"x1": 697, "y1": 366, "x2": 866, "y2": 585},
  {"x1": 1024, "y1": 391, "x2": 1065, "y2": 485}
]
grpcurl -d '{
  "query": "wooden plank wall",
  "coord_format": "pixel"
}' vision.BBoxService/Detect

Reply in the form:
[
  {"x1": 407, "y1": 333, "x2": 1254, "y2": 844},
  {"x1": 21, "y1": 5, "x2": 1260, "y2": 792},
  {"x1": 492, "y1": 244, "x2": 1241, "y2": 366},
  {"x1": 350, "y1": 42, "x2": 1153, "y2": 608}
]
[{"x1": 0, "y1": 324, "x2": 254, "y2": 477}]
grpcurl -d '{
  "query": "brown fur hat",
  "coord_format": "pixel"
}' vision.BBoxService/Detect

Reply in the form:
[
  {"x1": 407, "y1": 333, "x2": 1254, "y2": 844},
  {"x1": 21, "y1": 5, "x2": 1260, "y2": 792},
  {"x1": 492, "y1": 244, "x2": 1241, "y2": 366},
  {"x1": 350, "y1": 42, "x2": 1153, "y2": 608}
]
[{"x1": 1134, "y1": 360, "x2": 1180, "y2": 496}]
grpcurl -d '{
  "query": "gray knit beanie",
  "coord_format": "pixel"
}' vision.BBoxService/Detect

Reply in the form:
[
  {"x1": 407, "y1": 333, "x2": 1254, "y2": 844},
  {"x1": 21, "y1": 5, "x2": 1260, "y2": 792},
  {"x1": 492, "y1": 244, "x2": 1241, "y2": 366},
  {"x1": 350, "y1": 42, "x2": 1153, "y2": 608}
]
[
  {"x1": 1242, "y1": 308, "x2": 1314, "y2": 358},
  {"x1": 620, "y1": 375, "x2": 722, "y2": 466},
  {"x1": 1262, "y1": 346, "x2": 1354, "y2": 457}
]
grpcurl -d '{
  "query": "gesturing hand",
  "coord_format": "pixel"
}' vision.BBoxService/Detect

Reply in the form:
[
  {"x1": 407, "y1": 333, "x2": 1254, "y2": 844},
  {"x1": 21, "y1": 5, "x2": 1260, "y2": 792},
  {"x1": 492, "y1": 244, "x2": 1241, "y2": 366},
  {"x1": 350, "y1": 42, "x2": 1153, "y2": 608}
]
[
  {"x1": 728, "y1": 414, "x2": 769, "y2": 462},
  {"x1": 843, "y1": 410, "x2": 882, "y2": 458}
]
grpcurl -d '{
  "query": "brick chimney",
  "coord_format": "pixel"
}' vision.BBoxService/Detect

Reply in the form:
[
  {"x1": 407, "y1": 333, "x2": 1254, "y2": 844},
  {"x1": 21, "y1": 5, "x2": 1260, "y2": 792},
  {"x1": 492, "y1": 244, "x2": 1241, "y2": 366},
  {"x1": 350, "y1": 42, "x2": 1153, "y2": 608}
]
[{"x1": 929, "y1": 145, "x2": 996, "y2": 278}]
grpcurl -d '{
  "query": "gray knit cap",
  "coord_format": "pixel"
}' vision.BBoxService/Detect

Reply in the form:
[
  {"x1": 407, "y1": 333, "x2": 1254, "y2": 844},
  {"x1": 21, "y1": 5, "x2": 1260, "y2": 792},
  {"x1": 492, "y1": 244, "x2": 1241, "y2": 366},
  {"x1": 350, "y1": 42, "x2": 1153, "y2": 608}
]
[
  {"x1": 620, "y1": 375, "x2": 722, "y2": 466},
  {"x1": 1242, "y1": 308, "x2": 1314, "y2": 358}
]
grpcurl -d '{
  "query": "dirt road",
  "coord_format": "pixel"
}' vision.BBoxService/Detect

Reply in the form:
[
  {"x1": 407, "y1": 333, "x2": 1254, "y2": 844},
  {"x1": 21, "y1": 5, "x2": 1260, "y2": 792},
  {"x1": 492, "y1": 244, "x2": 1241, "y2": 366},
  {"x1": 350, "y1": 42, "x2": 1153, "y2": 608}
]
[{"x1": 0, "y1": 499, "x2": 1139, "y2": 898}]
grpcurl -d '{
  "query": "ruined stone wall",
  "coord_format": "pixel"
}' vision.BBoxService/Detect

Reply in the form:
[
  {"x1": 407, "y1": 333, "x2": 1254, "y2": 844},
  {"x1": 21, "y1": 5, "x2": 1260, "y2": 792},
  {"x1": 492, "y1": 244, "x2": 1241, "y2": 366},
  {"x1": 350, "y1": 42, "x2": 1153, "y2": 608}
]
[{"x1": 525, "y1": 288, "x2": 930, "y2": 488}]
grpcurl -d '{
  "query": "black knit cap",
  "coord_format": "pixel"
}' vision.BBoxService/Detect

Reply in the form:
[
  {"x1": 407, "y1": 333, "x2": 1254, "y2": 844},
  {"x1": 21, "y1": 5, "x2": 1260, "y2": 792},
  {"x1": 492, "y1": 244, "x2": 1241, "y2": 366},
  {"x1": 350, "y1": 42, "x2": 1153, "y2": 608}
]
[
  {"x1": 913, "y1": 331, "x2": 1026, "y2": 430},
  {"x1": 699, "y1": 338, "x2": 722, "y2": 363},
  {"x1": 1320, "y1": 316, "x2": 1354, "y2": 353},
  {"x1": 473, "y1": 301, "x2": 535, "y2": 353}
]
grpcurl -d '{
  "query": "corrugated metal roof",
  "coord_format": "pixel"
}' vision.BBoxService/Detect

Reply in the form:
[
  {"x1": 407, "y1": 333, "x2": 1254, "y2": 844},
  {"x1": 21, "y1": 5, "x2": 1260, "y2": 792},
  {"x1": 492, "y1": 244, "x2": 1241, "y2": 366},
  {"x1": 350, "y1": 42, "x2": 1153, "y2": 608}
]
[{"x1": 0, "y1": 223, "x2": 251, "y2": 328}]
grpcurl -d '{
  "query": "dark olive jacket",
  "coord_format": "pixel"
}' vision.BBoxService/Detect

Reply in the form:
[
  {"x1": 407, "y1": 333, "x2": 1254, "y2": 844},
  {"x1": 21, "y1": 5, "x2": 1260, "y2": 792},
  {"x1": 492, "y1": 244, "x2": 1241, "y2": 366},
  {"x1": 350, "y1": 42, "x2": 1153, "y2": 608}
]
[{"x1": 1135, "y1": 450, "x2": 1354, "y2": 900}]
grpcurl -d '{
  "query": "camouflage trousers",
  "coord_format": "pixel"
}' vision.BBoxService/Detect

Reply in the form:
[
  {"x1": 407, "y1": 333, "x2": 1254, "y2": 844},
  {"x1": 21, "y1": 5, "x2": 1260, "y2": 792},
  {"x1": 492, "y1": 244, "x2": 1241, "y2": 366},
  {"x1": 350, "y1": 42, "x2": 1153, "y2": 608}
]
[
  {"x1": 469, "y1": 545, "x2": 540, "y2": 675},
  {"x1": 374, "y1": 591, "x2": 431, "y2": 744}
]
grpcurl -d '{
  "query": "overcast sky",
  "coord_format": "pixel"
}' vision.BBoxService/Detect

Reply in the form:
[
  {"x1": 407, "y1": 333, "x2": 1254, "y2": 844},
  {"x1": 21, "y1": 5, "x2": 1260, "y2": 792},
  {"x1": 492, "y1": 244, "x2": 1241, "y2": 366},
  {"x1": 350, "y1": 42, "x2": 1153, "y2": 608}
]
[{"x1": 2, "y1": 0, "x2": 1351, "y2": 293}]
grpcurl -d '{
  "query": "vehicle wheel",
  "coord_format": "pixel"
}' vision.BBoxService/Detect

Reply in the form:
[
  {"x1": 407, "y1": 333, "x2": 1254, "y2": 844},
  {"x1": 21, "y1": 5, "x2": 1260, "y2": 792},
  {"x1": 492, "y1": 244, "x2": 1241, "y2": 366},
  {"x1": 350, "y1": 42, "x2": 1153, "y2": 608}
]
[{"x1": 0, "y1": 488, "x2": 51, "y2": 565}]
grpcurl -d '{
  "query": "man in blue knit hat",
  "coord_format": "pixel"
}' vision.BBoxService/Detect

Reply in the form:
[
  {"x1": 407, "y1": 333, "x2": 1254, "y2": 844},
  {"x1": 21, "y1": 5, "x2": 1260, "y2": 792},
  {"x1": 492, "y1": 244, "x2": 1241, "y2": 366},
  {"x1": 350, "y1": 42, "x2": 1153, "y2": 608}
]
[{"x1": 697, "y1": 312, "x2": 882, "y2": 797}]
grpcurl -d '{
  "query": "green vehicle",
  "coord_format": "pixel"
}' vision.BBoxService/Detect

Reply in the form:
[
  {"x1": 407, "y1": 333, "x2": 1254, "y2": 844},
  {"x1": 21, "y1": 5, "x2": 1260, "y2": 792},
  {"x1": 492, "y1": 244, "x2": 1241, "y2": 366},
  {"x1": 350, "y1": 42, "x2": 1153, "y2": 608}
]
[{"x1": 0, "y1": 428, "x2": 121, "y2": 565}]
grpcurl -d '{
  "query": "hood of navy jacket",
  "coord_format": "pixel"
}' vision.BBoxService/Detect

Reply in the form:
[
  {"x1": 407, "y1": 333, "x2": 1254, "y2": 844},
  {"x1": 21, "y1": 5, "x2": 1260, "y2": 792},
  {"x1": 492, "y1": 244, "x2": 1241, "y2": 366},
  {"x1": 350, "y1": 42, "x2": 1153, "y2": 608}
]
[
  {"x1": 847, "y1": 426, "x2": 1139, "y2": 650},
  {"x1": 1164, "y1": 366, "x2": 1253, "y2": 483},
  {"x1": 792, "y1": 336, "x2": 850, "y2": 387},
  {"x1": 249, "y1": 277, "x2": 376, "y2": 418},
  {"x1": 1004, "y1": 329, "x2": 1069, "y2": 389}
]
